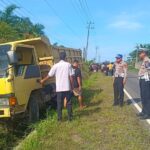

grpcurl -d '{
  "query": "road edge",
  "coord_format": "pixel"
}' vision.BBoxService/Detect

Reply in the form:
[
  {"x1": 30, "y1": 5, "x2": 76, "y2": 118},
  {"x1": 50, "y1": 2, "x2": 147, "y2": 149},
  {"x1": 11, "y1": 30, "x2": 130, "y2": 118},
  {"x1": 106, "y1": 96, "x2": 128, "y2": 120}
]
[{"x1": 124, "y1": 88, "x2": 150, "y2": 125}]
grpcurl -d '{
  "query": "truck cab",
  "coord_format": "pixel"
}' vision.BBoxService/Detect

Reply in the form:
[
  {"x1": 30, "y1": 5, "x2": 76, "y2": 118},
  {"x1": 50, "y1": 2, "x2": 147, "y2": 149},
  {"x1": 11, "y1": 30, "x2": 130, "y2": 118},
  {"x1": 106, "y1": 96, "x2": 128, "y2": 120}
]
[{"x1": 0, "y1": 37, "x2": 55, "y2": 122}]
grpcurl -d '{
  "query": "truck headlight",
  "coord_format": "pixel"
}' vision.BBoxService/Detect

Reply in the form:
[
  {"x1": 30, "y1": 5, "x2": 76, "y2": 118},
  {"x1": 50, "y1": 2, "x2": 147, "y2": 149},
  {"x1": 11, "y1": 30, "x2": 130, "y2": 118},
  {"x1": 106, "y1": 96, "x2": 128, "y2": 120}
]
[{"x1": 0, "y1": 98, "x2": 9, "y2": 106}]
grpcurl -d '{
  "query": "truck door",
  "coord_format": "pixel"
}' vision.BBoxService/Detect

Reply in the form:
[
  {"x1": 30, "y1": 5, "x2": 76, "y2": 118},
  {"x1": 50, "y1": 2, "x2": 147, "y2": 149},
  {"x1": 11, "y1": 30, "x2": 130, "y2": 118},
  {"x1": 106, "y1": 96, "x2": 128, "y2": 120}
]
[{"x1": 13, "y1": 45, "x2": 42, "y2": 111}]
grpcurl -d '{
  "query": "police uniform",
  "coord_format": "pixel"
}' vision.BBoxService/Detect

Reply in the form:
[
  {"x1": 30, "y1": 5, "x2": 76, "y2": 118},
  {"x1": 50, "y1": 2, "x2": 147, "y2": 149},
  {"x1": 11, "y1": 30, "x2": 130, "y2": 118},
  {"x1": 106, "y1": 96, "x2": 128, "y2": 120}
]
[
  {"x1": 138, "y1": 56, "x2": 150, "y2": 118},
  {"x1": 113, "y1": 59, "x2": 127, "y2": 106}
]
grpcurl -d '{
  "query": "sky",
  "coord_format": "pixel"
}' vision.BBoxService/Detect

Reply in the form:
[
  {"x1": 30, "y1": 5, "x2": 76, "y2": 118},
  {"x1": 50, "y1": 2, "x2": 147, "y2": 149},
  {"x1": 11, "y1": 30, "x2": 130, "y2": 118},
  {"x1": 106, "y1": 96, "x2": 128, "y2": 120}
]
[{"x1": 0, "y1": 0, "x2": 150, "y2": 62}]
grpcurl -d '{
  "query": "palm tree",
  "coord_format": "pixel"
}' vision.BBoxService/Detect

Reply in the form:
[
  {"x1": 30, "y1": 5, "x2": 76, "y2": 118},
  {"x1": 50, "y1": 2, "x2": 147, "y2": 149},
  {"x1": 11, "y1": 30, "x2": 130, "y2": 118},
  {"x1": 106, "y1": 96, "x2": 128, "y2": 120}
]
[
  {"x1": 0, "y1": 4, "x2": 45, "y2": 42},
  {"x1": 31, "y1": 23, "x2": 45, "y2": 36},
  {"x1": 0, "y1": 4, "x2": 19, "y2": 24}
]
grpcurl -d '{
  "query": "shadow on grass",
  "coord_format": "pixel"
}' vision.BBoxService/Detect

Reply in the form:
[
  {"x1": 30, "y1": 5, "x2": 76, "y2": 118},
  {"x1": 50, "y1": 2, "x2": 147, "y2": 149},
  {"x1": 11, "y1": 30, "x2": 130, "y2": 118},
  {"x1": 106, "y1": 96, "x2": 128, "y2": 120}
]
[
  {"x1": 76, "y1": 106, "x2": 101, "y2": 118},
  {"x1": 73, "y1": 88, "x2": 103, "y2": 118},
  {"x1": 72, "y1": 88, "x2": 103, "y2": 108},
  {"x1": 83, "y1": 88, "x2": 103, "y2": 104},
  {"x1": 88, "y1": 100, "x2": 103, "y2": 107}
]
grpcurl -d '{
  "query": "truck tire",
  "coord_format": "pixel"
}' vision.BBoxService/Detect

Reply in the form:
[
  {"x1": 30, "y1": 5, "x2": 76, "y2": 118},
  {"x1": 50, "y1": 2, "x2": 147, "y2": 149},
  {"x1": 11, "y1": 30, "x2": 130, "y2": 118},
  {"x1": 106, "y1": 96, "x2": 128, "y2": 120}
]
[{"x1": 28, "y1": 95, "x2": 39, "y2": 123}]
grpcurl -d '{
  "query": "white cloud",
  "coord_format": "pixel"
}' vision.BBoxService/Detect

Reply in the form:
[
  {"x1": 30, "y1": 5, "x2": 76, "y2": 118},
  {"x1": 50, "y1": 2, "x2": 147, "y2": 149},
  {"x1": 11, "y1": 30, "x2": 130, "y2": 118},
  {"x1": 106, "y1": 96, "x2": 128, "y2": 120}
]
[
  {"x1": 109, "y1": 20, "x2": 142, "y2": 30},
  {"x1": 108, "y1": 12, "x2": 143, "y2": 30}
]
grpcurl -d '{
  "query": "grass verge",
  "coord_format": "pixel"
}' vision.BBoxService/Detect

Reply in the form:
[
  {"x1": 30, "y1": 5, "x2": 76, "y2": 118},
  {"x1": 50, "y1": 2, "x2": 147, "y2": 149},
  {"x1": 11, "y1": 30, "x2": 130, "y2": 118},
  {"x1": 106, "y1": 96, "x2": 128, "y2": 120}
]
[
  {"x1": 15, "y1": 73, "x2": 150, "y2": 150},
  {"x1": 128, "y1": 65, "x2": 138, "y2": 73}
]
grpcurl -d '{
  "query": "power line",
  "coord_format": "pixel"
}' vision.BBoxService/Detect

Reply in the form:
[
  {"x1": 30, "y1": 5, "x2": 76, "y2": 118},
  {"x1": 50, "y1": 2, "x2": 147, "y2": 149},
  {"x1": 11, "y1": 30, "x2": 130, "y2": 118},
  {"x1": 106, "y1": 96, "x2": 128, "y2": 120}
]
[
  {"x1": 70, "y1": 0, "x2": 86, "y2": 25},
  {"x1": 83, "y1": 0, "x2": 98, "y2": 55},
  {"x1": 1, "y1": 0, "x2": 42, "y2": 25},
  {"x1": 82, "y1": 0, "x2": 94, "y2": 21},
  {"x1": 13, "y1": 1, "x2": 78, "y2": 46},
  {"x1": 7, "y1": 0, "x2": 39, "y2": 23},
  {"x1": 73, "y1": 0, "x2": 89, "y2": 22},
  {"x1": 43, "y1": 0, "x2": 83, "y2": 42},
  {"x1": 13, "y1": 0, "x2": 36, "y2": 18},
  {"x1": 74, "y1": 0, "x2": 97, "y2": 58},
  {"x1": 0, "y1": 0, "x2": 83, "y2": 47},
  {"x1": 0, "y1": 0, "x2": 25, "y2": 17},
  {"x1": 81, "y1": 0, "x2": 97, "y2": 47},
  {"x1": 0, "y1": 1, "x2": 6, "y2": 10},
  {"x1": 77, "y1": 0, "x2": 90, "y2": 21}
]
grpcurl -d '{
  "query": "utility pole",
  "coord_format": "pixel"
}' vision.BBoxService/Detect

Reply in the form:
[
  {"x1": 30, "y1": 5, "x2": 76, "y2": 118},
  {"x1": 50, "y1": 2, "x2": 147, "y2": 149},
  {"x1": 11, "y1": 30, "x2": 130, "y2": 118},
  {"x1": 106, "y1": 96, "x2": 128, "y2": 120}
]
[
  {"x1": 135, "y1": 44, "x2": 139, "y2": 63},
  {"x1": 83, "y1": 47, "x2": 86, "y2": 61},
  {"x1": 95, "y1": 46, "x2": 99, "y2": 62},
  {"x1": 85, "y1": 21, "x2": 94, "y2": 61},
  {"x1": 98, "y1": 55, "x2": 101, "y2": 63},
  {"x1": 135, "y1": 44, "x2": 140, "y2": 69}
]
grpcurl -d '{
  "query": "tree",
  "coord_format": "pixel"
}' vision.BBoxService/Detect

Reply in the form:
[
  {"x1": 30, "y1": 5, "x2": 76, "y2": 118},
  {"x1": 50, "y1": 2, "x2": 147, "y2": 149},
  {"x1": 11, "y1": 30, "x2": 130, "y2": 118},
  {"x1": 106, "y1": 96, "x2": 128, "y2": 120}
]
[
  {"x1": 53, "y1": 42, "x2": 58, "y2": 46},
  {"x1": 0, "y1": 4, "x2": 45, "y2": 43},
  {"x1": 0, "y1": 21, "x2": 18, "y2": 42},
  {"x1": 31, "y1": 24, "x2": 45, "y2": 36},
  {"x1": 129, "y1": 44, "x2": 150, "y2": 62},
  {"x1": 0, "y1": 4, "x2": 19, "y2": 24}
]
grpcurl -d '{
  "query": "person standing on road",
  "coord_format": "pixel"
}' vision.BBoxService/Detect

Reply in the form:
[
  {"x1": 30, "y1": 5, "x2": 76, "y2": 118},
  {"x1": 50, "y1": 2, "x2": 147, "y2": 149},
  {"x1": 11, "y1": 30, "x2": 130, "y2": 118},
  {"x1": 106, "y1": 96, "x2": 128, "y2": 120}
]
[
  {"x1": 113, "y1": 54, "x2": 127, "y2": 107},
  {"x1": 40, "y1": 52, "x2": 74, "y2": 121},
  {"x1": 72, "y1": 60, "x2": 86, "y2": 109},
  {"x1": 137, "y1": 49, "x2": 150, "y2": 119},
  {"x1": 107, "y1": 62, "x2": 113, "y2": 76}
]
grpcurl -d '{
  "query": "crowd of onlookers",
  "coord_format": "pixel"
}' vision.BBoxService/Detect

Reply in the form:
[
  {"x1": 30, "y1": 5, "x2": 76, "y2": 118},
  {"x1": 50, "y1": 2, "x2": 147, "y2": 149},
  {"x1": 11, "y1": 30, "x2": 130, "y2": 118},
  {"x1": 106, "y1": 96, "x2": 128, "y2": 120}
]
[{"x1": 89, "y1": 62, "x2": 114, "y2": 76}]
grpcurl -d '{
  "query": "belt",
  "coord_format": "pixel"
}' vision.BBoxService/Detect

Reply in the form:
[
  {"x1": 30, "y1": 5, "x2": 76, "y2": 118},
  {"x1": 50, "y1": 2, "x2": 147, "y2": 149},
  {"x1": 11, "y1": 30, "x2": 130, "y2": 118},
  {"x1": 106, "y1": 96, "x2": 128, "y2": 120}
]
[
  {"x1": 115, "y1": 75, "x2": 124, "y2": 78},
  {"x1": 139, "y1": 76, "x2": 145, "y2": 79}
]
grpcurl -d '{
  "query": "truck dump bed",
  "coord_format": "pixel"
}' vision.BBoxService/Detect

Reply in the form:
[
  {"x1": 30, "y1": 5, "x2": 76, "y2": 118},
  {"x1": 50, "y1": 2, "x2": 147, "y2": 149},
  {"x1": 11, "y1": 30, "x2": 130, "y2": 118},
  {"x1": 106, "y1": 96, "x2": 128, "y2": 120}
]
[{"x1": 52, "y1": 46, "x2": 82, "y2": 64}]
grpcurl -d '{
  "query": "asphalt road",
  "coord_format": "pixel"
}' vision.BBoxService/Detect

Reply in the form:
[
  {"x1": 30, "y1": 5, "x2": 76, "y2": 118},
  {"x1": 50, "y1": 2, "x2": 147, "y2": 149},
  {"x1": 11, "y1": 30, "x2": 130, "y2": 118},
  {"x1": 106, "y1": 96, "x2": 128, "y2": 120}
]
[{"x1": 125, "y1": 71, "x2": 141, "y2": 100}]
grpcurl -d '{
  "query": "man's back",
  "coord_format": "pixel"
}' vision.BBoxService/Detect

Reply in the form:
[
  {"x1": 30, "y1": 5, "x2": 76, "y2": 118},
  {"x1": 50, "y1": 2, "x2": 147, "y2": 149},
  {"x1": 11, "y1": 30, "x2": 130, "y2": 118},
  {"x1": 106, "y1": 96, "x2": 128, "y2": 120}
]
[{"x1": 48, "y1": 60, "x2": 72, "y2": 92}]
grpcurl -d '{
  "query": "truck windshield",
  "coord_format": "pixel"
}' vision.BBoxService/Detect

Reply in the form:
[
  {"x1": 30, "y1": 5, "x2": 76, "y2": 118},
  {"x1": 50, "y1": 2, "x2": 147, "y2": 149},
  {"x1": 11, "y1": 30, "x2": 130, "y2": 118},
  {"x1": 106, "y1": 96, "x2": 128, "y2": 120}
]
[{"x1": 0, "y1": 45, "x2": 11, "y2": 78}]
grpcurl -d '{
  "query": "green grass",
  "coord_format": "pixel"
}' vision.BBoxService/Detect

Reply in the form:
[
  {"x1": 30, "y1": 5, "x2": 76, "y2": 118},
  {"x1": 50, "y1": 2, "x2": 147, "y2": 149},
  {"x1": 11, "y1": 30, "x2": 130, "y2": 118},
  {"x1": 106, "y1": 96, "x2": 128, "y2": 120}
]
[
  {"x1": 15, "y1": 73, "x2": 150, "y2": 150},
  {"x1": 128, "y1": 65, "x2": 138, "y2": 73}
]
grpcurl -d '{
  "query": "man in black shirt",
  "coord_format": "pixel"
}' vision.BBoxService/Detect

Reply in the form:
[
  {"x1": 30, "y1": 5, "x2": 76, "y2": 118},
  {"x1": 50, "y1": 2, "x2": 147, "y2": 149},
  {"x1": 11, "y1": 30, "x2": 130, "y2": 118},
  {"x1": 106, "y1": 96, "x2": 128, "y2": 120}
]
[{"x1": 73, "y1": 60, "x2": 86, "y2": 109}]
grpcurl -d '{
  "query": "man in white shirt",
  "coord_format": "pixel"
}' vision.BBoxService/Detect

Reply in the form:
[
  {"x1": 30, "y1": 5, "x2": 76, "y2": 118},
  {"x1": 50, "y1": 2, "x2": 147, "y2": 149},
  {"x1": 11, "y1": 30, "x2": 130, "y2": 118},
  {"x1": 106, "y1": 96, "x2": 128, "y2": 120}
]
[{"x1": 40, "y1": 52, "x2": 74, "y2": 121}]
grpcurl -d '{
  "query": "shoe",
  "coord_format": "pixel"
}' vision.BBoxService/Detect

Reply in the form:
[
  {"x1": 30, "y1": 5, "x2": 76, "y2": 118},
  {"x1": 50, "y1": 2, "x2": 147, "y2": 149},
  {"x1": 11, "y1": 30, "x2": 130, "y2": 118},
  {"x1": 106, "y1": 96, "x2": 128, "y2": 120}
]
[
  {"x1": 140, "y1": 114, "x2": 150, "y2": 120},
  {"x1": 136, "y1": 112, "x2": 144, "y2": 117}
]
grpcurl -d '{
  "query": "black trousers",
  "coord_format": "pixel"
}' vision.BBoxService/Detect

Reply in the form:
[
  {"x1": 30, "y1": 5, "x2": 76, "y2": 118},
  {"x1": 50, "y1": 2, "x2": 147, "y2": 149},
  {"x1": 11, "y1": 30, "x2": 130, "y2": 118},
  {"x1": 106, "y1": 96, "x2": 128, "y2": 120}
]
[
  {"x1": 56, "y1": 91, "x2": 72, "y2": 120},
  {"x1": 139, "y1": 79, "x2": 150, "y2": 115},
  {"x1": 113, "y1": 77, "x2": 124, "y2": 105}
]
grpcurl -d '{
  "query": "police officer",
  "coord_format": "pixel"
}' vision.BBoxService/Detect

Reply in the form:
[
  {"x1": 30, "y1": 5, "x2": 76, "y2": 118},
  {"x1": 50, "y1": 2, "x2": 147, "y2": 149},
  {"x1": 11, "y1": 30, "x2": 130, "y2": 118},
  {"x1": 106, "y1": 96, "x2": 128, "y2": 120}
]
[
  {"x1": 113, "y1": 54, "x2": 127, "y2": 107},
  {"x1": 137, "y1": 49, "x2": 150, "y2": 119}
]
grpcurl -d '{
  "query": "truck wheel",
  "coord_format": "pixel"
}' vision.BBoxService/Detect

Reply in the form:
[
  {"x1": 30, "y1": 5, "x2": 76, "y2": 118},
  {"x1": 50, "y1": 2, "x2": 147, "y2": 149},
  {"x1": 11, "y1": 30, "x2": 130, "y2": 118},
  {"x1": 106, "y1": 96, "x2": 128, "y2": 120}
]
[{"x1": 28, "y1": 95, "x2": 39, "y2": 123}]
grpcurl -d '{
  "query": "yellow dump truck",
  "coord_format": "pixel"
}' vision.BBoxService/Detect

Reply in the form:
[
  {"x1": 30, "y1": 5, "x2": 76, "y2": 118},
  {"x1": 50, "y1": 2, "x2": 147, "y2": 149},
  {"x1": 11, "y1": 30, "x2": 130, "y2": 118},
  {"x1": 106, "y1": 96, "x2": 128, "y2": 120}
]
[{"x1": 0, "y1": 37, "x2": 82, "y2": 123}]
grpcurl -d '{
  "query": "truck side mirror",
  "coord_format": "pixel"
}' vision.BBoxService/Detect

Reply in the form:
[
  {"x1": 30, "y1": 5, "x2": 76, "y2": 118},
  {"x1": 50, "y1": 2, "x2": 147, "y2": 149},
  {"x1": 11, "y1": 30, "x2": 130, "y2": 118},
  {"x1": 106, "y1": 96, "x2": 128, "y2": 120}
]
[{"x1": 7, "y1": 51, "x2": 18, "y2": 65}]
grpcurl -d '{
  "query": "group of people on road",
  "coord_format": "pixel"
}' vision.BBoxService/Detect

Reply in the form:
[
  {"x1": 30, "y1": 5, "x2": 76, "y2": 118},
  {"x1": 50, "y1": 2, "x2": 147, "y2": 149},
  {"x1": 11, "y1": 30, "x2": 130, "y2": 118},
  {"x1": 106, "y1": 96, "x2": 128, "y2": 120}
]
[
  {"x1": 40, "y1": 52, "x2": 86, "y2": 121},
  {"x1": 39, "y1": 48, "x2": 150, "y2": 122},
  {"x1": 113, "y1": 49, "x2": 150, "y2": 120},
  {"x1": 101, "y1": 62, "x2": 114, "y2": 76}
]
